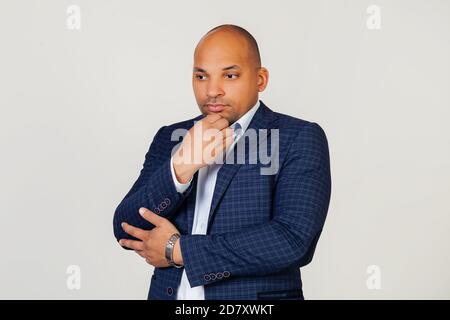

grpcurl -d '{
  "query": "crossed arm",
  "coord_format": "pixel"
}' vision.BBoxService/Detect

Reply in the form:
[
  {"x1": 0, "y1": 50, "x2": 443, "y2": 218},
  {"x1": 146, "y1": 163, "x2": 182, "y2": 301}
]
[{"x1": 113, "y1": 122, "x2": 331, "y2": 288}]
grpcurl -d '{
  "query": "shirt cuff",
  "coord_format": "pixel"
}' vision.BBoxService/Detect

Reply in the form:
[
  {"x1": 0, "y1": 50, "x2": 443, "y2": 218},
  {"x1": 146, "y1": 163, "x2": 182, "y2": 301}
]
[{"x1": 170, "y1": 155, "x2": 192, "y2": 193}]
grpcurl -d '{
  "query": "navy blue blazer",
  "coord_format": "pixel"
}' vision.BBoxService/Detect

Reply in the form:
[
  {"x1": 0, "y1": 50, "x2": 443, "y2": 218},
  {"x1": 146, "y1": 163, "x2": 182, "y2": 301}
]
[{"x1": 113, "y1": 100, "x2": 331, "y2": 300}]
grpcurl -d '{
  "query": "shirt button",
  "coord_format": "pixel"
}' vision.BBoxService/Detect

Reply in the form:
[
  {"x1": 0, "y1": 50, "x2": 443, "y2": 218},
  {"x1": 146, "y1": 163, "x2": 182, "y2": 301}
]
[{"x1": 167, "y1": 287, "x2": 174, "y2": 296}]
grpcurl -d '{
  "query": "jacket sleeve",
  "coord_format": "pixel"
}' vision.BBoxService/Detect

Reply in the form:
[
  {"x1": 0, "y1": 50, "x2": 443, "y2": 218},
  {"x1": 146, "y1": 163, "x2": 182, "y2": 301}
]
[
  {"x1": 179, "y1": 122, "x2": 331, "y2": 287},
  {"x1": 113, "y1": 125, "x2": 195, "y2": 247}
]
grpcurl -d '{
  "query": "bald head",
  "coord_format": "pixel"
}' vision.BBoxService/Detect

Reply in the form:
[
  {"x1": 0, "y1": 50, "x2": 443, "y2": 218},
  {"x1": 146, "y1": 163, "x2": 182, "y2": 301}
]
[{"x1": 195, "y1": 24, "x2": 261, "y2": 68}]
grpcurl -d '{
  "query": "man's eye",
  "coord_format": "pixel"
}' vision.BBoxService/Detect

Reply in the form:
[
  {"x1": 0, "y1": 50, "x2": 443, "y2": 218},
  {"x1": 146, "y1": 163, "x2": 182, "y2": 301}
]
[
  {"x1": 225, "y1": 74, "x2": 238, "y2": 79},
  {"x1": 195, "y1": 74, "x2": 207, "y2": 80}
]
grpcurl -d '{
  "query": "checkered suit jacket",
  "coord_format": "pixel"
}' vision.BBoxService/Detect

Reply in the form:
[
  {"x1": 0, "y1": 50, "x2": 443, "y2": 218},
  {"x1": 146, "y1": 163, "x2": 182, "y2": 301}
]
[{"x1": 113, "y1": 100, "x2": 331, "y2": 300}]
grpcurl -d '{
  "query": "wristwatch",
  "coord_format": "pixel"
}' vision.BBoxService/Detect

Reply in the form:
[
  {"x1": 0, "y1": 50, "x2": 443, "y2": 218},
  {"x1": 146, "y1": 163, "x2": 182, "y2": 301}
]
[{"x1": 165, "y1": 233, "x2": 183, "y2": 268}]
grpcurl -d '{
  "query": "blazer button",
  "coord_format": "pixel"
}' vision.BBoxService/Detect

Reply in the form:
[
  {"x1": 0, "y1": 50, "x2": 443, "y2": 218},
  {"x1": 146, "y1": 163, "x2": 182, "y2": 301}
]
[
  {"x1": 210, "y1": 273, "x2": 216, "y2": 280},
  {"x1": 154, "y1": 207, "x2": 160, "y2": 214},
  {"x1": 167, "y1": 287, "x2": 174, "y2": 296},
  {"x1": 223, "y1": 271, "x2": 230, "y2": 277},
  {"x1": 217, "y1": 272, "x2": 223, "y2": 279},
  {"x1": 164, "y1": 198, "x2": 171, "y2": 205},
  {"x1": 160, "y1": 202, "x2": 167, "y2": 210},
  {"x1": 204, "y1": 274, "x2": 211, "y2": 281}
]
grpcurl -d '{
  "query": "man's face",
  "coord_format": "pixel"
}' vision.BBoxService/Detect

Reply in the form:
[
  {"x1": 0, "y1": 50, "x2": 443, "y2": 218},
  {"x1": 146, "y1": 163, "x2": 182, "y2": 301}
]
[{"x1": 192, "y1": 30, "x2": 267, "y2": 124}]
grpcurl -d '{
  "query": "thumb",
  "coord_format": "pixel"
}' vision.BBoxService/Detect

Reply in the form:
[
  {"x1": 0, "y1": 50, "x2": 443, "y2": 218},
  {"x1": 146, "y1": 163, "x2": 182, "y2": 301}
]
[{"x1": 139, "y1": 207, "x2": 165, "y2": 226}]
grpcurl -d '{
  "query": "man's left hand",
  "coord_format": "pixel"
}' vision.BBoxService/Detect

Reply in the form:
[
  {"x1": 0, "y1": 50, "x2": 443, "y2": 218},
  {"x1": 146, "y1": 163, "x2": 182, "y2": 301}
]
[{"x1": 119, "y1": 207, "x2": 184, "y2": 268}]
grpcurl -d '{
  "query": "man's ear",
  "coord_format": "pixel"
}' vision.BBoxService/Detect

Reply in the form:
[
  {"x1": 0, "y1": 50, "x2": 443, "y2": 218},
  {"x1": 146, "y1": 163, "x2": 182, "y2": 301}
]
[{"x1": 257, "y1": 67, "x2": 269, "y2": 92}]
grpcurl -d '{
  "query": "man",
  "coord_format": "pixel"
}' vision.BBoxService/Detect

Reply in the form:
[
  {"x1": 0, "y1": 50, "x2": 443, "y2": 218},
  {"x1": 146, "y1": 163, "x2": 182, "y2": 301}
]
[{"x1": 113, "y1": 24, "x2": 331, "y2": 300}]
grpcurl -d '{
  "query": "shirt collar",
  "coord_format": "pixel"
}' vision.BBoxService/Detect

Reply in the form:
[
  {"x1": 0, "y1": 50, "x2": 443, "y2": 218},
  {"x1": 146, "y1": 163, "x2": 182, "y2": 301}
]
[{"x1": 230, "y1": 100, "x2": 261, "y2": 137}]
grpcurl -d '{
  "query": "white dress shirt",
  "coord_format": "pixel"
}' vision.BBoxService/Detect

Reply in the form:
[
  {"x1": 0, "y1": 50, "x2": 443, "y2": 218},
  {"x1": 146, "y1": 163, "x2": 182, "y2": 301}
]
[{"x1": 169, "y1": 100, "x2": 260, "y2": 300}]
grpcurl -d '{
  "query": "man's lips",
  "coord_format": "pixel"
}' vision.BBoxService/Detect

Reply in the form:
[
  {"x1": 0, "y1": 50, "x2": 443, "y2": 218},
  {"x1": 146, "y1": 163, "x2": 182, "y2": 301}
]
[{"x1": 206, "y1": 104, "x2": 226, "y2": 112}]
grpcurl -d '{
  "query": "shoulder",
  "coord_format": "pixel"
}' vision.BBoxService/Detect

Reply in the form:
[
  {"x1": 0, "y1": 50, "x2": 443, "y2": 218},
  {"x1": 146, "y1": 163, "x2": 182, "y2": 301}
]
[
  {"x1": 267, "y1": 111, "x2": 330, "y2": 175},
  {"x1": 273, "y1": 110, "x2": 321, "y2": 131},
  {"x1": 270, "y1": 110, "x2": 328, "y2": 148}
]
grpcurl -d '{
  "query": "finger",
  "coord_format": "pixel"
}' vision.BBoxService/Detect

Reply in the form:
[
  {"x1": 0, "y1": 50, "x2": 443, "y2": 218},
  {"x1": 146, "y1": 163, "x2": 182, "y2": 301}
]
[
  {"x1": 210, "y1": 134, "x2": 233, "y2": 162},
  {"x1": 121, "y1": 222, "x2": 147, "y2": 240},
  {"x1": 119, "y1": 239, "x2": 145, "y2": 251},
  {"x1": 211, "y1": 126, "x2": 233, "y2": 144},
  {"x1": 139, "y1": 207, "x2": 165, "y2": 226},
  {"x1": 211, "y1": 118, "x2": 229, "y2": 130},
  {"x1": 222, "y1": 127, "x2": 234, "y2": 138},
  {"x1": 204, "y1": 113, "x2": 222, "y2": 123},
  {"x1": 214, "y1": 129, "x2": 233, "y2": 149}
]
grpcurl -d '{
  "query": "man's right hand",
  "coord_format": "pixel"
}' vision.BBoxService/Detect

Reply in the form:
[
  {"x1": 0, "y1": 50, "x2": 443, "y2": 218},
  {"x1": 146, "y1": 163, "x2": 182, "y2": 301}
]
[{"x1": 172, "y1": 114, "x2": 235, "y2": 183}]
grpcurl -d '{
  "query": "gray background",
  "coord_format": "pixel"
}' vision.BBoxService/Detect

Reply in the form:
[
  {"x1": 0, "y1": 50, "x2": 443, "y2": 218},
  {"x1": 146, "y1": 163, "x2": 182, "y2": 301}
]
[{"x1": 0, "y1": 0, "x2": 449, "y2": 299}]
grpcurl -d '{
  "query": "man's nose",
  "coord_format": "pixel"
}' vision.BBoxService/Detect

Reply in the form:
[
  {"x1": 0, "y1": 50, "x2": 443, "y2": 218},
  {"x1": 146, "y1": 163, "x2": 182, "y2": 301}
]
[{"x1": 206, "y1": 79, "x2": 224, "y2": 98}]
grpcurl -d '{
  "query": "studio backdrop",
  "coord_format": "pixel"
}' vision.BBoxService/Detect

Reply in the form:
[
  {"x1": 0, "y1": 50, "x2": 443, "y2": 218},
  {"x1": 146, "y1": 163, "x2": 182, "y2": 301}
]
[{"x1": 0, "y1": 0, "x2": 449, "y2": 299}]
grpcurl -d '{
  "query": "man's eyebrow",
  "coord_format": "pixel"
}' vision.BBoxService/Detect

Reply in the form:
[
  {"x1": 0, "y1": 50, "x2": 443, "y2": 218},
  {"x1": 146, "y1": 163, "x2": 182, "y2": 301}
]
[
  {"x1": 193, "y1": 65, "x2": 242, "y2": 72},
  {"x1": 222, "y1": 65, "x2": 241, "y2": 71}
]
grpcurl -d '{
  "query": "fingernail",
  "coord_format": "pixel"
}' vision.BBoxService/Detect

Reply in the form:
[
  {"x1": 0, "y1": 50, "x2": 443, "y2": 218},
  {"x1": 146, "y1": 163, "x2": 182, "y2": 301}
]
[
  {"x1": 121, "y1": 222, "x2": 126, "y2": 228},
  {"x1": 139, "y1": 208, "x2": 146, "y2": 215}
]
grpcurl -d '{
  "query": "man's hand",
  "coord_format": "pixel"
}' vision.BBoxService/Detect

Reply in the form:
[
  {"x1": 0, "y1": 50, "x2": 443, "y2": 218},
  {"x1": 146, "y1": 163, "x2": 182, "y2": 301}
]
[
  {"x1": 172, "y1": 114, "x2": 235, "y2": 183},
  {"x1": 119, "y1": 207, "x2": 184, "y2": 268}
]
